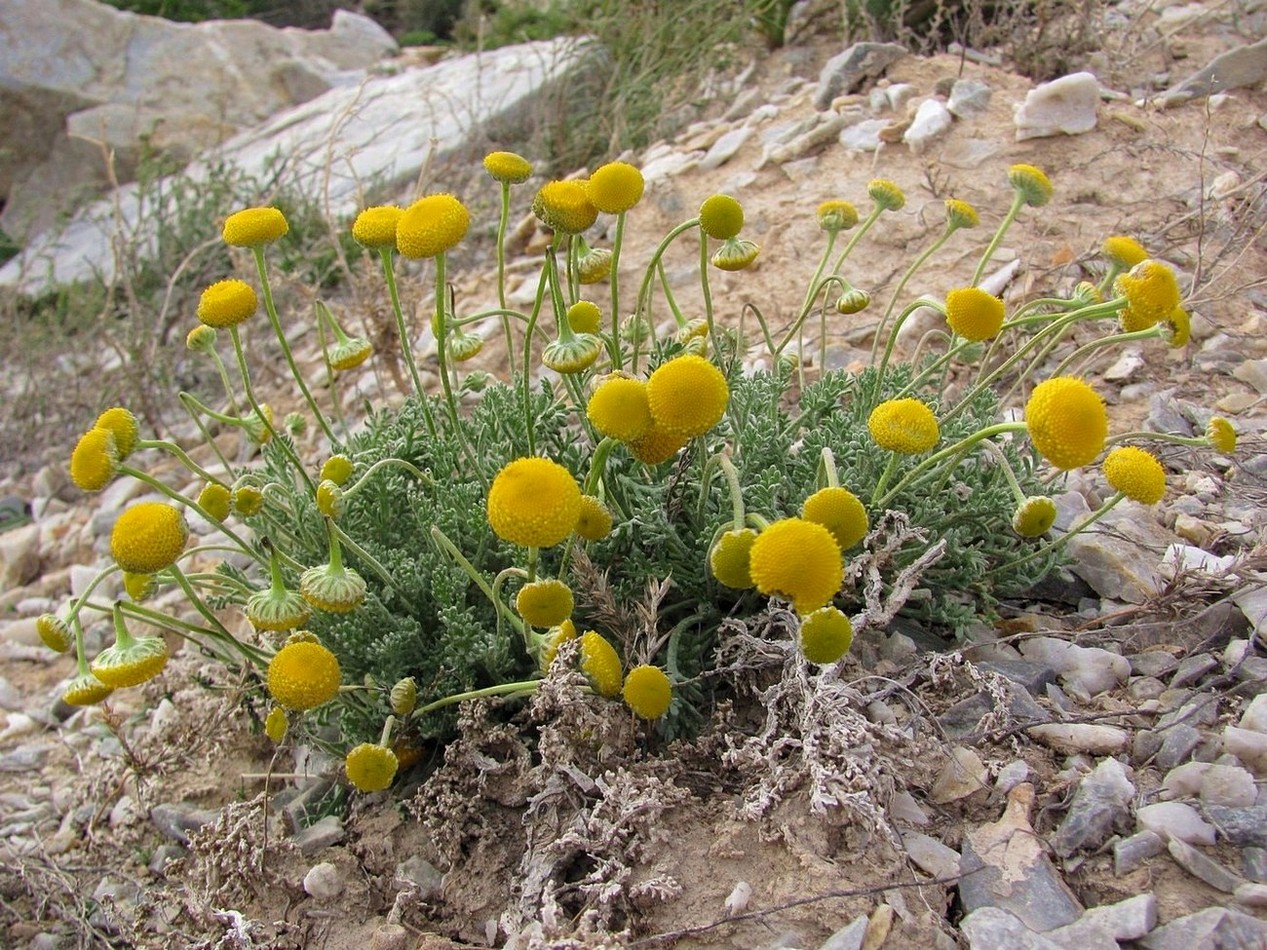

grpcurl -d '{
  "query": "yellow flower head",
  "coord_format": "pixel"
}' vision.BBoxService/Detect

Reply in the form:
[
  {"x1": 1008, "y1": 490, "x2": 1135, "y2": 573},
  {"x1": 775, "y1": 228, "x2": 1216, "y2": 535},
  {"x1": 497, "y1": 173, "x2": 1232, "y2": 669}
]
[
  {"x1": 329, "y1": 336, "x2": 373, "y2": 371},
  {"x1": 533, "y1": 180, "x2": 598, "y2": 234},
  {"x1": 267, "y1": 639, "x2": 341, "y2": 710},
  {"x1": 70, "y1": 427, "x2": 119, "y2": 493},
  {"x1": 799, "y1": 606, "x2": 854, "y2": 665},
  {"x1": 580, "y1": 631, "x2": 622, "y2": 696},
  {"x1": 801, "y1": 487, "x2": 869, "y2": 551},
  {"x1": 91, "y1": 635, "x2": 169, "y2": 689},
  {"x1": 36, "y1": 613, "x2": 72, "y2": 654},
  {"x1": 867, "y1": 399, "x2": 940, "y2": 454},
  {"x1": 94, "y1": 407, "x2": 138, "y2": 459},
  {"x1": 711, "y1": 238, "x2": 761, "y2": 271},
  {"x1": 1103, "y1": 235, "x2": 1148, "y2": 269},
  {"x1": 1207, "y1": 416, "x2": 1237, "y2": 454},
  {"x1": 232, "y1": 484, "x2": 264, "y2": 517},
  {"x1": 111, "y1": 502, "x2": 189, "y2": 575},
  {"x1": 1007, "y1": 164, "x2": 1053, "y2": 207},
  {"x1": 186, "y1": 324, "x2": 218, "y2": 353},
  {"x1": 351, "y1": 205, "x2": 402, "y2": 250},
  {"x1": 1114, "y1": 259, "x2": 1181, "y2": 330},
  {"x1": 623, "y1": 665, "x2": 672, "y2": 719},
  {"x1": 646, "y1": 354, "x2": 729, "y2": 438},
  {"x1": 698, "y1": 194, "x2": 744, "y2": 240},
  {"x1": 397, "y1": 194, "x2": 469, "y2": 259},
  {"x1": 264, "y1": 707, "x2": 288, "y2": 743},
  {"x1": 487, "y1": 457, "x2": 582, "y2": 548},
  {"x1": 575, "y1": 495, "x2": 614, "y2": 541},
  {"x1": 222, "y1": 207, "x2": 289, "y2": 247},
  {"x1": 945, "y1": 287, "x2": 1005, "y2": 342},
  {"x1": 346, "y1": 743, "x2": 399, "y2": 793},
  {"x1": 1103, "y1": 446, "x2": 1166, "y2": 505},
  {"x1": 542, "y1": 334, "x2": 602, "y2": 374},
  {"x1": 945, "y1": 198, "x2": 980, "y2": 230},
  {"x1": 1011, "y1": 496, "x2": 1057, "y2": 538},
  {"x1": 197, "y1": 279, "x2": 258, "y2": 329},
  {"x1": 748, "y1": 518, "x2": 843, "y2": 614},
  {"x1": 63, "y1": 673, "x2": 114, "y2": 707},
  {"x1": 588, "y1": 375, "x2": 653, "y2": 442},
  {"x1": 516, "y1": 578, "x2": 575, "y2": 628},
  {"x1": 483, "y1": 150, "x2": 533, "y2": 184},
  {"x1": 867, "y1": 178, "x2": 906, "y2": 212},
  {"x1": 194, "y1": 483, "x2": 230, "y2": 522},
  {"x1": 300, "y1": 563, "x2": 367, "y2": 612},
  {"x1": 567, "y1": 300, "x2": 602, "y2": 335},
  {"x1": 123, "y1": 571, "x2": 157, "y2": 602},
  {"x1": 320, "y1": 455, "x2": 355, "y2": 486},
  {"x1": 540, "y1": 618, "x2": 578, "y2": 672},
  {"x1": 836, "y1": 288, "x2": 871, "y2": 314},
  {"x1": 1160, "y1": 307, "x2": 1190, "y2": 348},
  {"x1": 817, "y1": 200, "x2": 858, "y2": 232},
  {"x1": 587, "y1": 161, "x2": 645, "y2": 214},
  {"x1": 628, "y1": 421, "x2": 687, "y2": 466},
  {"x1": 1025, "y1": 377, "x2": 1107, "y2": 469},
  {"x1": 390, "y1": 677, "x2": 418, "y2": 716},
  {"x1": 709, "y1": 527, "x2": 757, "y2": 589},
  {"x1": 246, "y1": 586, "x2": 311, "y2": 632},
  {"x1": 577, "y1": 246, "x2": 613, "y2": 283}
]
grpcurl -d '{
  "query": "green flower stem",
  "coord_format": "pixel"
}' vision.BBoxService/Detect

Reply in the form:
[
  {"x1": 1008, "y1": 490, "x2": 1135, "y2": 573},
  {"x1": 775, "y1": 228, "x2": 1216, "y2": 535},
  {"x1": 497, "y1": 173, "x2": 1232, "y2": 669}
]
[
  {"x1": 816, "y1": 446, "x2": 841, "y2": 491},
  {"x1": 998, "y1": 492, "x2": 1125, "y2": 573},
  {"x1": 227, "y1": 326, "x2": 313, "y2": 491},
  {"x1": 718, "y1": 454, "x2": 746, "y2": 530},
  {"x1": 876, "y1": 421, "x2": 1027, "y2": 510},
  {"x1": 830, "y1": 205, "x2": 884, "y2": 275},
  {"x1": 415, "y1": 679, "x2": 543, "y2": 716},
  {"x1": 251, "y1": 246, "x2": 337, "y2": 444},
  {"x1": 797, "y1": 230, "x2": 839, "y2": 327},
  {"x1": 135, "y1": 432, "x2": 226, "y2": 489},
  {"x1": 698, "y1": 229, "x2": 722, "y2": 360},
  {"x1": 205, "y1": 347, "x2": 243, "y2": 417},
  {"x1": 326, "y1": 519, "x2": 401, "y2": 597},
  {"x1": 343, "y1": 459, "x2": 433, "y2": 499},
  {"x1": 117, "y1": 463, "x2": 260, "y2": 564},
  {"x1": 174, "y1": 406, "x2": 236, "y2": 483},
  {"x1": 869, "y1": 452, "x2": 902, "y2": 506},
  {"x1": 1105, "y1": 429, "x2": 1210, "y2": 449},
  {"x1": 313, "y1": 311, "x2": 350, "y2": 440},
  {"x1": 983, "y1": 440, "x2": 1028, "y2": 506},
  {"x1": 431, "y1": 252, "x2": 461, "y2": 433},
  {"x1": 177, "y1": 392, "x2": 266, "y2": 444},
  {"x1": 491, "y1": 566, "x2": 530, "y2": 645},
  {"x1": 582, "y1": 437, "x2": 620, "y2": 498},
  {"x1": 493, "y1": 182, "x2": 515, "y2": 365},
  {"x1": 108, "y1": 601, "x2": 137, "y2": 651},
  {"x1": 524, "y1": 546, "x2": 539, "y2": 584},
  {"x1": 873, "y1": 300, "x2": 933, "y2": 384},
  {"x1": 380, "y1": 248, "x2": 431, "y2": 421},
  {"x1": 1098, "y1": 263, "x2": 1126, "y2": 297},
  {"x1": 971, "y1": 191, "x2": 1024, "y2": 288},
  {"x1": 114, "y1": 599, "x2": 269, "y2": 666},
  {"x1": 871, "y1": 225, "x2": 957, "y2": 363},
  {"x1": 1051, "y1": 325, "x2": 1164, "y2": 378},
  {"x1": 663, "y1": 612, "x2": 706, "y2": 679},
  {"x1": 818, "y1": 276, "x2": 847, "y2": 378},
  {"x1": 71, "y1": 617, "x2": 94, "y2": 680},
  {"x1": 609, "y1": 211, "x2": 630, "y2": 370},
  {"x1": 658, "y1": 259, "x2": 689, "y2": 330},
  {"x1": 520, "y1": 264, "x2": 551, "y2": 456},
  {"x1": 378, "y1": 715, "x2": 396, "y2": 748},
  {"x1": 429, "y1": 526, "x2": 524, "y2": 637},
  {"x1": 166, "y1": 562, "x2": 248, "y2": 653},
  {"x1": 632, "y1": 218, "x2": 700, "y2": 373},
  {"x1": 65, "y1": 564, "x2": 122, "y2": 626}
]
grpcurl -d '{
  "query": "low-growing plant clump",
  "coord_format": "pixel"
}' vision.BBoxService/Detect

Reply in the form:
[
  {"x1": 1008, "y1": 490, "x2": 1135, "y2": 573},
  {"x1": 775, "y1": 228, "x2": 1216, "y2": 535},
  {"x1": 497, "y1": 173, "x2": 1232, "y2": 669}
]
[{"x1": 45, "y1": 152, "x2": 1235, "y2": 795}]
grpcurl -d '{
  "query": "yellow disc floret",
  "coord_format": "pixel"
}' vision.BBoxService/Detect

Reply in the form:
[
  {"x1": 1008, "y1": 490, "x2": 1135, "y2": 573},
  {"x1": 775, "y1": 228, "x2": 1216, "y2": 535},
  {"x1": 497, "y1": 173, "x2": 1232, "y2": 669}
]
[
  {"x1": 945, "y1": 198, "x2": 980, "y2": 230},
  {"x1": 587, "y1": 375, "x2": 653, "y2": 442},
  {"x1": 580, "y1": 631, "x2": 622, "y2": 697},
  {"x1": 540, "y1": 619, "x2": 578, "y2": 672},
  {"x1": 197, "y1": 483, "x2": 232, "y2": 521},
  {"x1": 801, "y1": 487, "x2": 869, "y2": 551},
  {"x1": 320, "y1": 455, "x2": 355, "y2": 486},
  {"x1": 483, "y1": 150, "x2": 533, "y2": 184},
  {"x1": 533, "y1": 180, "x2": 598, "y2": 234},
  {"x1": 63, "y1": 673, "x2": 114, "y2": 707},
  {"x1": 944, "y1": 287, "x2": 1005, "y2": 342},
  {"x1": 1102, "y1": 446, "x2": 1166, "y2": 505},
  {"x1": 1207, "y1": 417, "x2": 1237, "y2": 454},
  {"x1": 345, "y1": 743, "x2": 399, "y2": 793},
  {"x1": 94, "y1": 407, "x2": 138, "y2": 459},
  {"x1": 266, "y1": 639, "x2": 341, "y2": 710},
  {"x1": 91, "y1": 635, "x2": 169, "y2": 689},
  {"x1": 197, "y1": 279, "x2": 258, "y2": 329},
  {"x1": 628, "y1": 421, "x2": 687, "y2": 466},
  {"x1": 575, "y1": 495, "x2": 614, "y2": 541},
  {"x1": 646, "y1": 355, "x2": 729, "y2": 438},
  {"x1": 587, "y1": 161, "x2": 645, "y2": 214},
  {"x1": 1103, "y1": 235, "x2": 1148, "y2": 269},
  {"x1": 351, "y1": 205, "x2": 402, "y2": 250},
  {"x1": 515, "y1": 578, "x2": 575, "y2": 628},
  {"x1": 1024, "y1": 377, "x2": 1108, "y2": 470},
  {"x1": 567, "y1": 300, "x2": 603, "y2": 335},
  {"x1": 36, "y1": 614, "x2": 72, "y2": 653},
  {"x1": 867, "y1": 399, "x2": 940, "y2": 455},
  {"x1": 867, "y1": 178, "x2": 906, "y2": 211},
  {"x1": 264, "y1": 707, "x2": 288, "y2": 743},
  {"x1": 817, "y1": 200, "x2": 858, "y2": 232},
  {"x1": 70, "y1": 427, "x2": 119, "y2": 493},
  {"x1": 622, "y1": 665, "x2": 672, "y2": 719},
  {"x1": 709, "y1": 527, "x2": 757, "y2": 589},
  {"x1": 397, "y1": 193, "x2": 469, "y2": 259},
  {"x1": 1012, "y1": 496, "x2": 1058, "y2": 538},
  {"x1": 110, "y1": 502, "x2": 189, "y2": 575},
  {"x1": 799, "y1": 606, "x2": 854, "y2": 664},
  {"x1": 487, "y1": 457, "x2": 582, "y2": 548},
  {"x1": 1007, "y1": 164, "x2": 1053, "y2": 207},
  {"x1": 1114, "y1": 259, "x2": 1181, "y2": 330},
  {"x1": 698, "y1": 194, "x2": 744, "y2": 240},
  {"x1": 748, "y1": 518, "x2": 843, "y2": 614},
  {"x1": 222, "y1": 207, "x2": 289, "y2": 247}
]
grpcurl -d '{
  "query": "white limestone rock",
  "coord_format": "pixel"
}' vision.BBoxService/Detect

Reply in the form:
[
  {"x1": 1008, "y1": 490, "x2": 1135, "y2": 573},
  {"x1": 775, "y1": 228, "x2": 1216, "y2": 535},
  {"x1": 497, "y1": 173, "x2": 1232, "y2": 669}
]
[
  {"x1": 904, "y1": 98, "x2": 954, "y2": 153},
  {"x1": 1013, "y1": 71, "x2": 1100, "y2": 141}
]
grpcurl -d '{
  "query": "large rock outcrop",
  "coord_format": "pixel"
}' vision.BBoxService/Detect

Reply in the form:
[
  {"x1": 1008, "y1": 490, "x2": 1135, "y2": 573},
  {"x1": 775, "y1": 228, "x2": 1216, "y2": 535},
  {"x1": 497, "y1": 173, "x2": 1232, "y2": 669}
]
[{"x1": 0, "y1": 0, "x2": 397, "y2": 241}]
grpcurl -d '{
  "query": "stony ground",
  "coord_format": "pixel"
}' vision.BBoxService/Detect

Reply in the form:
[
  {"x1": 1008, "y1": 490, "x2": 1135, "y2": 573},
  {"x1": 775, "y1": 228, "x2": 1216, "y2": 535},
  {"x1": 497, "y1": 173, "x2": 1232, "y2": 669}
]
[{"x1": 1, "y1": 6, "x2": 1267, "y2": 949}]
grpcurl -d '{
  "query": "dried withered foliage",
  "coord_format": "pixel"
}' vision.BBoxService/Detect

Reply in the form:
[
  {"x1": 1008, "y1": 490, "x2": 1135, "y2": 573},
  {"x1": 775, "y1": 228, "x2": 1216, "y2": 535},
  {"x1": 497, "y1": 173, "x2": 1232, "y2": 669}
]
[{"x1": 184, "y1": 792, "x2": 297, "y2": 908}]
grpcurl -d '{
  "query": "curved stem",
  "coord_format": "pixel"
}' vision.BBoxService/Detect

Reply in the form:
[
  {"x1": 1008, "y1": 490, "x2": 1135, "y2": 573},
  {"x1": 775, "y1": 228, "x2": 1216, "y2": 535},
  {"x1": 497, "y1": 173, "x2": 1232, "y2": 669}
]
[
  {"x1": 227, "y1": 325, "x2": 313, "y2": 491},
  {"x1": 971, "y1": 192, "x2": 1023, "y2": 288},
  {"x1": 876, "y1": 421, "x2": 1027, "y2": 509},
  {"x1": 494, "y1": 183, "x2": 515, "y2": 366},
  {"x1": 872, "y1": 225, "x2": 954, "y2": 362},
  {"x1": 609, "y1": 211, "x2": 629, "y2": 370}
]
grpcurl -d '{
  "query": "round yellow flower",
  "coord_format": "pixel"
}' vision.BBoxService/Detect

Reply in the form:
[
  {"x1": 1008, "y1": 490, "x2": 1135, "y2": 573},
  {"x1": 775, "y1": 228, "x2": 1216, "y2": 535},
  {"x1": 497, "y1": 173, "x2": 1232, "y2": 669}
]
[
  {"x1": 542, "y1": 334, "x2": 602, "y2": 374},
  {"x1": 799, "y1": 606, "x2": 854, "y2": 665},
  {"x1": 1103, "y1": 446, "x2": 1166, "y2": 505},
  {"x1": 801, "y1": 487, "x2": 869, "y2": 551},
  {"x1": 945, "y1": 287, "x2": 1005, "y2": 342},
  {"x1": 315, "y1": 481, "x2": 345, "y2": 519},
  {"x1": 628, "y1": 421, "x2": 687, "y2": 466},
  {"x1": 222, "y1": 207, "x2": 288, "y2": 247},
  {"x1": 1103, "y1": 235, "x2": 1148, "y2": 269},
  {"x1": 817, "y1": 200, "x2": 858, "y2": 232},
  {"x1": 111, "y1": 502, "x2": 189, "y2": 575},
  {"x1": 267, "y1": 639, "x2": 341, "y2": 710},
  {"x1": 487, "y1": 457, "x2": 582, "y2": 548},
  {"x1": 246, "y1": 586, "x2": 311, "y2": 632},
  {"x1": 197, "y1": 279, "x2": 258, "y2": 329},
  {"x1": 748, "y1": 518, "x2": 843, "y2": 614},
  {"x1": 867, "y1": 399, "x2": 940, "y2": 454},
  {"x1": 867, "y1": 178, "x2": 906, "y2": 211},
  {"x1": 185, "y1": 324, "x2": 218, "y2": 353},
  {"x1": 1160, "y1": 307, "x2": 1190, "y2": 348},
  {"x1": 580, "y1": 631, "x2": 622, "y2": 697},
  {"x1": 533, "y1": 180, "x2": 598, "y2": 234},
  {"x1": 540, "y1": 619, "x2": 578, "y2": 672},
  {"x1": 123, "y1": 571, "x2": 156, "y2": 602},
  {"x1": 945, "y1": 198, "x2": 979, "y2": 230},
  {"x1": 351, "y1": 205, "x2": 402, "y2": 250},
  {"x1": 264, "y1": 707, "x2": 288, "y2": 743},
  {"x1": 1114, "y1": 259, "x2": 1181, "y2": 330},
  {"x1": 698, "y1": 194, "x2": 744, "y2": 240},
  {"x1": 232, "y1": 484, "x2": 264, "y2": 517},
  {"x1": 397, "y1": 193, "x2": 470, "y2": 259},
  {"x1": 623, "y1": 665, "x2": 672, "y2": 719},
  {"x1": 300, "y1": 564, "x2": 367, "y2": 613},
  {"x1": 1007, "y1": 164, "x2": 1053, "y2": 207},
  {"x1": 483, "y1": 150, "x2": 533, "y2": 184},
  {"x1": 320, "y1": 455, "x2": 355, "y2": 486},
  {"x1": 70, "y1": 427, "x2": 119, "y2": 493},
  {"x1": 567, "y1": 300, "x2": 602, "y2": 334},
  {"x1": 711, "y1": 238, "x2": 760, "y2": 271},
  {"x1": 36, "y1": 614, "x2": 72, "y2": 654},
  {"x1": 94, "y1": 407, "x2": 138, "y2": 459},
  {"x1": 587, "y1": 161, "x2": 645, "y2": 214},
  {"x1": 91, "y1": 635, "x2": 169, "y2": 689},
  {"x1": 329, "y1": 336, "x2": 373, "y2": 371},
  {"x1": 709, "y1": 527, "x2": 757, "y2": 589},
  {"x1": 1207, "y1": 416, "x2": 1237, "y2": 454},
  {"x1": 516, "y1": 578, "x2": 575, "y2": 628},
  {"x1": 1012, "y1": 496, "x2": 1057, "y2": 538},
  {"x1": 646, "y1": 355, "x2": 729, "y2": 438},
  {"x1": 63, "y1": 673, "x2": 114, "y2": 707},
  {"x1": 587, "y1": 375, "x2": 653, "y2": 442},
  {"x1": 1024, "y1": 377, "x2": 1108, "y2": 470},
  {"x1": 578, "y1": 246, "x2": 613, "y2": 283},
  {"x1": 345, "y1": 743, "x2": 398, "y2": 793},
  {"x1": 575, "y1": 495, "x2": 613, "y2": 541}
]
